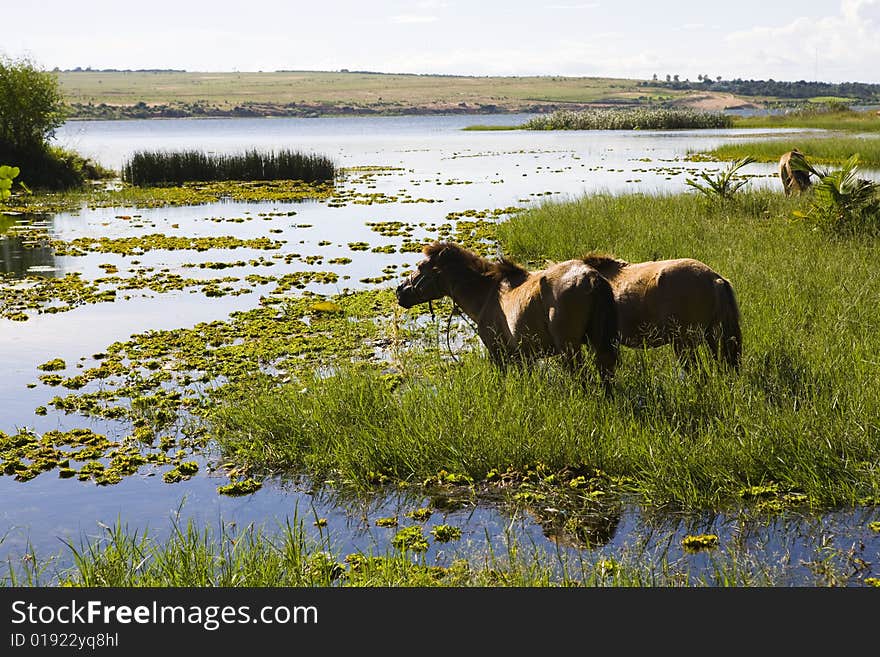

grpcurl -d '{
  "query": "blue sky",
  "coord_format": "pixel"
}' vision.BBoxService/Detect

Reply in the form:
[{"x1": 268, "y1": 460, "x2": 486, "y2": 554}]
[{"x1": 4, "y1": 0, "x2": 880, "y2": 82}]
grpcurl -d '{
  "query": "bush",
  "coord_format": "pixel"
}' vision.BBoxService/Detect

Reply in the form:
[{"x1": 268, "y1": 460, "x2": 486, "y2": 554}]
[
  {"x1": 805, "y1": 154, "x2": 880, "y2": 236},
  {"x1": 0, "y1": 56, "x2": 65, "y2": 151},
  {"x1": 685, "y1": 156, "x2": 756, "y2": 201},
  {"x1": 0, "y1": 143, "x2": 112, "y2": 190},
  {"x1": 0, "y1": 57, "x2": 108, "y2": 190},
  {"x1": 0, "y1": 164, "x2": 20, "y2": 200}
]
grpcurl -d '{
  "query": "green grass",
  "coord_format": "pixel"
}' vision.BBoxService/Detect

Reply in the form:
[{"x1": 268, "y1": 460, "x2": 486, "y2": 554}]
[
  {"x1": 732, "y1": 108, "x2": 880, "y2": 133},
  {"x1": 6, "y1": 515, "x2": 849, "y2": 587},
  {"x1": 209, "y1": 190, "x2": 880, "y2": 512},
  {"x1": 57, "y1": 70, "x2": 684, "y2": 118},
  {"x1": 691, "y1": 136, "x2": 880, "y2": 168}
]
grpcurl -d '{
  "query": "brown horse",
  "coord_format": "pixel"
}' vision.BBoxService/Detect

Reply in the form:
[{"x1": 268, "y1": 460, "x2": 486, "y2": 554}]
[
  {"x1": 396, "y1": 242, "x2": 619, "y2": 394},
  {"x1": 583, "y1": 254, "x2": 741, "y2": 370},
  {"x1": 778, "y1": 149, "x2": 814, "y2": 196}
]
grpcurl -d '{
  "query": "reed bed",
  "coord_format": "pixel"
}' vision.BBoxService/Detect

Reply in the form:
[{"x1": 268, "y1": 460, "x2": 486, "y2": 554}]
[
  {"x1": 522, "y1": 108, "x2": 733, "y2": 130},
  {"x1": 121, "y1": 148, "x2": 337, "y2": 186}
]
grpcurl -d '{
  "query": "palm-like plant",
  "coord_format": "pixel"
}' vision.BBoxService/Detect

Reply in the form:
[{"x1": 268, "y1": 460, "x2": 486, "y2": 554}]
[
  {"x1": 685, "y1": 156, "x2": 756, "y2": 201},
  {"x1": 807, "y1": 154, "x2": 880, "y2": 235}
]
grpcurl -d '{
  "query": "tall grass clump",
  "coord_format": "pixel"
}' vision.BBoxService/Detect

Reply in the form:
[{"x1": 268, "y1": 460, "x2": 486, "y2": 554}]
[
  {"x1": 523, "y1": 108, "x2": 732, "y2": 131},
  {"x1": 122, "y1": 149, "x2": 337, "y2": 186}
]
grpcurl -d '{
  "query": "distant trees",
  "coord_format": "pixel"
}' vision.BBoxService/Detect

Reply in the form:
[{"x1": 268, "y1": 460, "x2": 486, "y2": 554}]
[{"x1": 643, "y1": 75, "x2": 880, "y2": 102}]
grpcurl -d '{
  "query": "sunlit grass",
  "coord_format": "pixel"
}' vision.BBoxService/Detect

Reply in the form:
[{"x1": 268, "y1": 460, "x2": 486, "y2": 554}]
[
  {"x1": 692, "y1": 136, "x2": 880, "y2": 168},
  {"x1": 732, "y1": 108, "x2": 880, "y2": 133},
  {"x1": 3, "y1": 516, "x2": 838, "y2": 587}
]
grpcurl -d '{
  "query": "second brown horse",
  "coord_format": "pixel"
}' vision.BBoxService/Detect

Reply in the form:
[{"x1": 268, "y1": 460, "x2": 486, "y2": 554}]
[{"x1": 583, "y1": 254, "x2": 742, "y2": 370}]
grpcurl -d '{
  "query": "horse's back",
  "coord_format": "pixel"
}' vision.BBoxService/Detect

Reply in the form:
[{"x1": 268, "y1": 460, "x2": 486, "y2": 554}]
[{"x1": 609, "y1": 258, "x2": 730, "y2": 346}]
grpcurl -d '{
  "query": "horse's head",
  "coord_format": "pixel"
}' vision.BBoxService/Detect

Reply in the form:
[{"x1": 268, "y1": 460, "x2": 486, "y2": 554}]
[{"x1": 395, "y1": 253, "x2": 446, "y2": 308}]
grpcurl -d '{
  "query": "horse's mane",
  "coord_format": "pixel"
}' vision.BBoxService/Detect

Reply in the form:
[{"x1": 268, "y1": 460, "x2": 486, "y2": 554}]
[
  {"x1": 423, "y1": 241, "x2": 529, "y2": 285},
  {"x1": 582, "y1": 252, "x2": 628, "y2": 275}
]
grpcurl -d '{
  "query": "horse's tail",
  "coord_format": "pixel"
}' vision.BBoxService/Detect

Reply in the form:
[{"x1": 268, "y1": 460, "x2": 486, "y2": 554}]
[
  {"x1": 586, "y1": 272, "x2": 619, "y2": 394},
  {"x1": 714, "y1": 277, "x2": 742, "y2": 370}
]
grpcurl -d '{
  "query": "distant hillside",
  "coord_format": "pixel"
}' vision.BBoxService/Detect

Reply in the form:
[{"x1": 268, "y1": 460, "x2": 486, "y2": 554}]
[
  {"x1": 56, "y1": 70, "x2": 877, "y2": 120},
  {"x1": 55, "y1": 70, "x2": 737, "y2": 120}
]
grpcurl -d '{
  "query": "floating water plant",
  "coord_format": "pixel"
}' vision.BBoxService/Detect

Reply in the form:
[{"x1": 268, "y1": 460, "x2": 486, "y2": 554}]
[
  {"x1": 310, "y1": 300, "x2": 343, "y2": 314},
  {"x1": 406, "y1": 507, "x2": 433, "y2": 522},
  {"x1": 375, "y1": 517, "x2": 399, "y2": 528},
  {"x1": 391, "y1": 526, "x2": 429, "y2": 553},
  {"x1": 681, "y1": 534, "x2": 720, "y2": 552},
  {"x1": 162, "y1": 461, "x2": 199, "y2": 483},
  {"x1": 430, "y1": 524, "x2": 462, "y2": 543},
  {"x1": 217, "y1": 478, "x2": 262, "y2": 496}
]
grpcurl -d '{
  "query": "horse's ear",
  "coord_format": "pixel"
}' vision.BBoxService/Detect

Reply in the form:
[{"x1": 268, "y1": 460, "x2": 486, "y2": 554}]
[
  {"x1": 422, "y1": 240, "x2": 443, "y2": 258},
  {"x1": 426, "y1": 241, "x2": 452, "y2": 262}
]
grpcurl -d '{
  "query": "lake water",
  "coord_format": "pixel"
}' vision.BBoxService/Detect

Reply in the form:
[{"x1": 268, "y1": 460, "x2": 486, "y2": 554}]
[{"x1": 1, "y1": 115, "x2": 877, "y2": 585}]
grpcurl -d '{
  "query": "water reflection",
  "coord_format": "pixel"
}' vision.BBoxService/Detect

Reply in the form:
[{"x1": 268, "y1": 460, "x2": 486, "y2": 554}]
[{"x1": 0, "y1": 214, "x2": 58, "y2": 278}]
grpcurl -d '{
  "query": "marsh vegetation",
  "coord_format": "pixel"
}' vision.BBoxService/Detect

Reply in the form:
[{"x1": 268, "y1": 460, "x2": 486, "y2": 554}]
[
  {"x1": 2, "y1": 115, "x2": 879, "y2": 587},
  {"x1": 122, "y1": 149, "x2": 337, "y2": 186},
  {"x1": 696, "y1": 137, "x2": 880, "y2": 168},
  {"x1": 522, "y1": 108, "x2": 733, "y2": 130},
  {"x1": 212, "y1": 190, "x2": 880, "y2": 514}
]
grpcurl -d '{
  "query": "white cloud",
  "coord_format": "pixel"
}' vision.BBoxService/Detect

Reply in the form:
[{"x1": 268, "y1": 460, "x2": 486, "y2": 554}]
[
  {"x1": 725, "y1": 0, "x2": 880, "y2": 81},
  {"x1": 390, "y1": 15, "x2": 438, "y2": 24}
]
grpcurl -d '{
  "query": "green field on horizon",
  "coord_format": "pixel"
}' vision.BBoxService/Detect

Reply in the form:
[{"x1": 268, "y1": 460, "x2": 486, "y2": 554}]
[{"x1": 56, "y1": 70, "x2": 682, "y2": 111}]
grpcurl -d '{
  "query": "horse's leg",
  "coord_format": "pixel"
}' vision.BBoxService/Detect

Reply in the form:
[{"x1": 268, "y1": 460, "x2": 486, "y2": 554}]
[
  {"x1": 578, "y1": 332, "x2": 616, "y2": 397},
  {"x1": 671, "y1": 332, "x2": 699, "y2": 373},
  {"x1": 559, "y1": 343, "x2": 585, "y2": 375},
  {"x1": 704, "y1": 326, "x2": 721, "y2": 365},
  {"x1": 478, "y1": 326, "x2": 509, "y2": 370},
  {"x1": 548, "y1": 311, "x2": 607, "y2": 394},
  {"x1": 594, "y1": 348, "x2": 616, "y2": 397}
]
